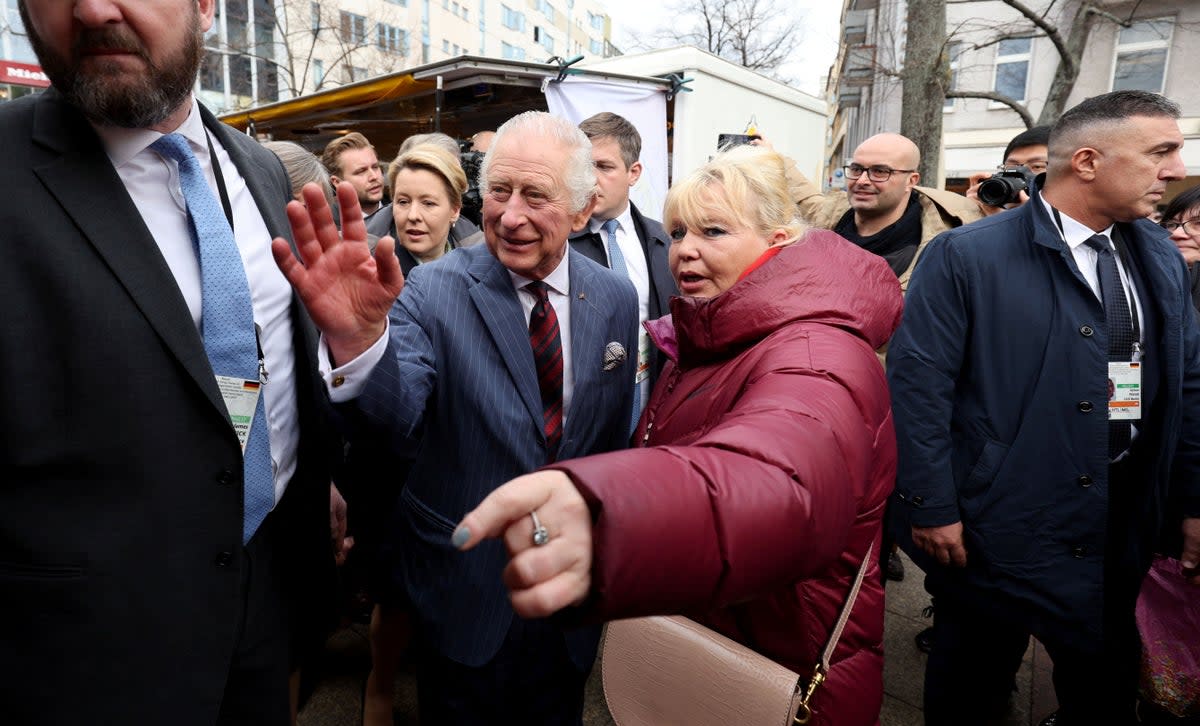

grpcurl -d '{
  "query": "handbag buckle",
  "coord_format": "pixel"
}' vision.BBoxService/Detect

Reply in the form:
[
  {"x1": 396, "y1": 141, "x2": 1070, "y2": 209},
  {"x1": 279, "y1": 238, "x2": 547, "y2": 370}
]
[{"x1": 794, "y1": 667, "x2": 826, "y2": 724}]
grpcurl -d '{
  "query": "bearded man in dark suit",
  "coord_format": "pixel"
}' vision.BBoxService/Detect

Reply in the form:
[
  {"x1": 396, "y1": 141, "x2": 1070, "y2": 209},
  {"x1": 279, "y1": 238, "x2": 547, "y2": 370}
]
[{"x1": 0, "y1": 1, "x2": 336, "y2": 723}]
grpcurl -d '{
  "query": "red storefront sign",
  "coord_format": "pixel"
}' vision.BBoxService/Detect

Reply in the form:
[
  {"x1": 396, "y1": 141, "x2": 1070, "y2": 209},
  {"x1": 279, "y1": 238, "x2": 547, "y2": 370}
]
[{"x1": 1, "y1": 61, "x2": 50, "y2": 88}]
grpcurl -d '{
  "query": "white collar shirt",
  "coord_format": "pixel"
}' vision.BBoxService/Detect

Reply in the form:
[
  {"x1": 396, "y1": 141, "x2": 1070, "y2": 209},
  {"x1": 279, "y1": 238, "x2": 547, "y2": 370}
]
[{"x1": 95, "y1": 98, "x2": 298, "y2": 504}]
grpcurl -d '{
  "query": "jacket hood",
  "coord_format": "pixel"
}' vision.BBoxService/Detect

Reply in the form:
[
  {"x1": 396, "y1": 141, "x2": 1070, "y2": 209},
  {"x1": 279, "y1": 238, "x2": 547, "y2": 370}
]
[{"x1": 652, "y1": 229, "x2": 903, "y2": 366}]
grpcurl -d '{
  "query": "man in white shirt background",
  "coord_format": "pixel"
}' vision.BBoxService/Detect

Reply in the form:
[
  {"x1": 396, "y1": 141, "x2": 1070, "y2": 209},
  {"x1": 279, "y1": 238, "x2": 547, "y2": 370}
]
[{"x1": 570, "y1": 112, "x2": 678, "y2": 421}]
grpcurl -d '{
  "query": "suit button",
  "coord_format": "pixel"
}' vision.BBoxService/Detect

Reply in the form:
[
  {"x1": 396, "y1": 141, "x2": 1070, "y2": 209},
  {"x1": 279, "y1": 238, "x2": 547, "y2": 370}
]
[
  {"x1": 217, "y1": 468, "x2": 236, "y2": 486},
  {"x1": 1078, "y1": 401, "x2": 1093, "y2": 413},
  {"x1": 1079, "y1": 325, "x2": 1094, "y2": 337},
  {"x1": 1071, "y1": 545, "x2": 1088, "y2": 559},
  {"x1": 215, "y1": 552, "x2": 234, "y2": 567},
  {"x1": 1077, "y1": 475, "x2": 1093, "y2": 488},
  {"x1": 910, "y1": 495, "x2": 924, "y2": 505}
]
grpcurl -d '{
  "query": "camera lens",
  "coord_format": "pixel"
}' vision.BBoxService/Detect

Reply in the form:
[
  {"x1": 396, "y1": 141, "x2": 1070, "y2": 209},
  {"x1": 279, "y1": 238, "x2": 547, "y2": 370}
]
[{"x1": 978, "y1": 174, "x2": 1027, "y2": 207}]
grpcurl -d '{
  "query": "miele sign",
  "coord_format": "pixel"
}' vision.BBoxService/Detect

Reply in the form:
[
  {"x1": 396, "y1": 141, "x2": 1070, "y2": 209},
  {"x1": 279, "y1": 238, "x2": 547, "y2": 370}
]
[{"x1": 1, "y1": 61, "x2": 50, "y2": 88}]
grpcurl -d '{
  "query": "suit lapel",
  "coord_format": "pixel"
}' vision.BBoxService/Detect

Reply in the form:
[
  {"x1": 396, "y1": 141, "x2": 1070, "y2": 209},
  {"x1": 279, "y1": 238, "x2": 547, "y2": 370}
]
[
  {"x1": 563, "y1": 251, "x2": 603, "y2": 457},
  {"x1": 467, "y1": 253, "x2": 545, "y2": 432},
  {"x1": 30, "y1": 94, "x2": 226, "y2": 418}
]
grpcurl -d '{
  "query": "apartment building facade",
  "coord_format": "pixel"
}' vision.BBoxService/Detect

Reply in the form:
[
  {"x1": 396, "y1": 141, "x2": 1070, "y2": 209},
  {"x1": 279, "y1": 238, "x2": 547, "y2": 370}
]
[
  {"x1": 825, "y1": 0, "x2": 1200, "y2": 195},
  {"x1": 0, "y1": 0, "x2": 616, "y2": 112}
]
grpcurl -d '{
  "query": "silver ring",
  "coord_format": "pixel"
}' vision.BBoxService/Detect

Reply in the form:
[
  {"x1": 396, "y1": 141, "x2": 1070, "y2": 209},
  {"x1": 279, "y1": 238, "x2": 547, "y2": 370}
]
[{"x1": 530, "y1": 510, "x2": 549, "y2": 547}]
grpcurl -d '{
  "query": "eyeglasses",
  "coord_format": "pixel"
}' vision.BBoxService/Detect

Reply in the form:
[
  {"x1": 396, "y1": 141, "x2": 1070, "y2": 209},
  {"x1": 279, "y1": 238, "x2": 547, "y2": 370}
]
[
  {"x1": 1001, "y1": 161, "x2": 1047, "y2": 174},
  {"x1": 1165, "y1": 217, "x2": 1200, "y2": 236},
  {"x1": 844, "y1": 164, "x2": 916, "y2": 182}
]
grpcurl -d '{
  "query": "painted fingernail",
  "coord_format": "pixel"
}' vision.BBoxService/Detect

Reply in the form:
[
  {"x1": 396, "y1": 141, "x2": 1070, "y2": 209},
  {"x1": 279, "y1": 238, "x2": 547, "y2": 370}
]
[{"x1": 451, "y1": 526, "x2": 470, "y2": 549}]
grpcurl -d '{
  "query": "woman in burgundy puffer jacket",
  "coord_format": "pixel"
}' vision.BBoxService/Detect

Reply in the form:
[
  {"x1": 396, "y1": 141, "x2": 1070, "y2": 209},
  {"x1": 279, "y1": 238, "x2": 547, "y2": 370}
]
[{"x1": 455, "y1": 145, "x2": 903, "y2": 725}]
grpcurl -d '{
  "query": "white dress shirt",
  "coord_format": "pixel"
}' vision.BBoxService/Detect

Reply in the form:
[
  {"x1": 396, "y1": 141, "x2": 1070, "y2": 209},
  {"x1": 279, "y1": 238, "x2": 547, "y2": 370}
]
[
  {"x1": 591, "y1": 205, "x2": 651, "y2": 410},
  {"x1": 321, "y1": 250, "x2": 576, "y2": 424},
  {"x1": 96, "y1": 98, "x2": 299, "y2": 505},
  {"x1": 1042, "y1": 198, "x2": 1144, "y2": 343}
]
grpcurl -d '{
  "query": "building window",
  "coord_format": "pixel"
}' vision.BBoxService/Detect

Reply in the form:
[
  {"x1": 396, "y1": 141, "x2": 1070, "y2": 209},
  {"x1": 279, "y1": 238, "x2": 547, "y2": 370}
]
[
  {"x1": 313, "y1": 59, "x2": 324, "y2": 87},
  {"x1": 1112, "y1": 18, "x2": 1172, "y2": 93},
  {"x1": 340, "y1": 11, "x2": 368, "y2": 44},
  {"x1": 378, "y1": 24, "x2": 406, "y2": 54},
  {"x1": 310, "y1": 1, "x2": 321, "y2": 33},
  {"x1": 344, "y1": 65, "x2": 367, "y2": 83},
  {"x1": 944, "y1": 43, "x2": 962, "y2": 111},
  {"x1": 462, "y1": 7, "x2": 468, "y2": 20},
  {"x1": 588, "y1": 11, "x2": 604, "y2": 31},
  {"x1": 501, "y1": 41, "x2": 525, "y2": 60},
  {"x1": 501, "y1": 5, "x2": 525, "y2": 32},
  {"x1": 535, "y1": 27, "x2": 554, "y2": 54},
  {"x1": 589, "y1": 38, "x2": 602, "y2": 55},
  {"x1": 992, "y1": 36, "x2": 1031, "y2": 103},
  {"x1": 452, "y1": 2, "x2": 459, "y2": 14},
  {"x1": 536, "y1": 0, "x2": 555, "y2": 23},
  {"x1": 442, "y1": 38, "x2": 450, "y2": 53},
  {"x1": 384, "y1": 0, "x2": 407, "y2": 5}
]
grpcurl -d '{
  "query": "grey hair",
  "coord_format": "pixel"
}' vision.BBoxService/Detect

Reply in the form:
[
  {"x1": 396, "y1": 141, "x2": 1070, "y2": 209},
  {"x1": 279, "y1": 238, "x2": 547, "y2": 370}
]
[
  {"x1": 261, "y1": 140, "x2": 335, "y2": 208},
  {"x1": 399, "y1": 132, "x2": 461, "y2": 158},
  {"x1": 479, "y1": 111, "x2": 596, "y2": 214}
]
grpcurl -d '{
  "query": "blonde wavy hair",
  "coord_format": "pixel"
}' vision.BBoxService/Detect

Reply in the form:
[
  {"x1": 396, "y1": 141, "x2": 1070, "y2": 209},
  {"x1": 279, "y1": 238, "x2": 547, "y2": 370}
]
[
  {"x1": 387, "y1": 144, "x2": 468, "y2": 206},
  {"x1": 663, "y1": 145, "x2": 806, "y2": 244}
]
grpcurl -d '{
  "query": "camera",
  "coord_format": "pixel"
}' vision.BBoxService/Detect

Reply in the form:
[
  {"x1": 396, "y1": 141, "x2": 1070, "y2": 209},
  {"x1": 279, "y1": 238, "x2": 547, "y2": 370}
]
[
  {"x1": 717, "y1": 133, "x2": 761, "y2": 149},
  {"x1": 458, "y1": 150, "x2": 485, "y2": 226},
  {"x1": 977, "y1": 166, "x2": 1037, "y2": 207}
]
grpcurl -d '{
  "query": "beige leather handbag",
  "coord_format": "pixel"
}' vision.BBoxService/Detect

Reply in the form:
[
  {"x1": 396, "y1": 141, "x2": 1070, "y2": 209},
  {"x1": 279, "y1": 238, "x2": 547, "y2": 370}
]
[{"x1": 600, "y1": 544, "x2": 873, "y2": 726}]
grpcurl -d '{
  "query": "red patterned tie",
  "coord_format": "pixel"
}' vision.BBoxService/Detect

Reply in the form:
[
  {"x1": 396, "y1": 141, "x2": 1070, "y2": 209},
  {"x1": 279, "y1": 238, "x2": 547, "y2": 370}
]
[{"x1": 527, "y1": 282, "x2": 563, "y2": 461}]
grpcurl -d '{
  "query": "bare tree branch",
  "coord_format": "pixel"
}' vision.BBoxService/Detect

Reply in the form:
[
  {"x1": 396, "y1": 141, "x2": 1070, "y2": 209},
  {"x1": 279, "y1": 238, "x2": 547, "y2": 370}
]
[{"x1": 947, "y1": 90, "x2": 1035, "y2": 127}]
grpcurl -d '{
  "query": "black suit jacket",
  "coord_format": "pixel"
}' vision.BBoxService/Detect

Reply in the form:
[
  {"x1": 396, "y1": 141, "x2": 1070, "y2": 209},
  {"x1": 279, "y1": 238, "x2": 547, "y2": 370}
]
[
  {"x1": 0, "y1": 91, "x2": 335, "y2": 724},
  {"x1": 569, "y1": 202, "x2": 678, "y2": 384}
]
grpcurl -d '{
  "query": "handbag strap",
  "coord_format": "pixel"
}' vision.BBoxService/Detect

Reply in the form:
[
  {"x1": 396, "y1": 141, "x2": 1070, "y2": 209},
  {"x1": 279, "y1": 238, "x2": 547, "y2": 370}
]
[{"x1": 795, "y1": 542, "x2": 875, "y2": 724}]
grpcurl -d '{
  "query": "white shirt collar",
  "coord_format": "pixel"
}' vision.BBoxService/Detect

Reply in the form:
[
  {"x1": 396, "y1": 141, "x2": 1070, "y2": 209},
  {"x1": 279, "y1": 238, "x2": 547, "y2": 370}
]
[
  {"x1": 1040, "y1": 196, "x2": 1115, "y2": 251},
  {"x1": 589, "y1": 202, "x2": 634, "y2": 237},
  {"x1": 507, "y1": 247, "x2": 571, "y2": 297},
  {"x1": 93, "y1": 96, "x2": 208, "y2": 168}
]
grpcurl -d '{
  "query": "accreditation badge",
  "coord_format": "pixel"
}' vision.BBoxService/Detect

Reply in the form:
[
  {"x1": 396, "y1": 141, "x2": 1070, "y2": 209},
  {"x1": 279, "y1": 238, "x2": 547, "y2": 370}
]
[
  {"x1": 215, "y1": 374, "x2": 263, "y2": 451},
  {"x1": 1107, "y1": 361, "x2": 1141, "y2": 421}
]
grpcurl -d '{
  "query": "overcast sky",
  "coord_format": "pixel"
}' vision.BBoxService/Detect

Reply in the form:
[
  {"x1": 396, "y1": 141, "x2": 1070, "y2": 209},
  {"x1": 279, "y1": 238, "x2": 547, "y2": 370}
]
[{"x1": 599, "y1": 0, "x2": 843, "y2": 97}]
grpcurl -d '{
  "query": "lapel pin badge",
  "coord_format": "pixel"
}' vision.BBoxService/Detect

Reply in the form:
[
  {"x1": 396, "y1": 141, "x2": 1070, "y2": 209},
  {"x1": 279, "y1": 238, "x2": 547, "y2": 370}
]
[{"x1": 602, "y1": 341, "x2": 627, "y2": 371}]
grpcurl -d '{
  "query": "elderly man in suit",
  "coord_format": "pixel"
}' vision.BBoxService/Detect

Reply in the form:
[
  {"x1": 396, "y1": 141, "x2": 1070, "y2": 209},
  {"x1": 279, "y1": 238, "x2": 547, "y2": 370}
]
[
  {"x1": 273, "y1": 110, "x2": 638, "y2": 724},
  {"x1": 0, "y1": 0, "x2": 335, "y2": 724}
]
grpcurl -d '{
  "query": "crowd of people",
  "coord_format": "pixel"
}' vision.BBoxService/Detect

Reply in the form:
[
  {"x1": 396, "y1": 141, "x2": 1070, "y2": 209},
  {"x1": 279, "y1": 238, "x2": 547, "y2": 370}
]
[{"x1": 2, "y1": 0, "x2": 1199, "y2": 725}]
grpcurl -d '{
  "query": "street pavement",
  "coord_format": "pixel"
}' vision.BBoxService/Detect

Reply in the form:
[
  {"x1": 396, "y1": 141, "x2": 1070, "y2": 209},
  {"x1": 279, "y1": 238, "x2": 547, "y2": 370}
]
[{"x1": 296, "y1": 550, "x2": 1058, "y2": 725}]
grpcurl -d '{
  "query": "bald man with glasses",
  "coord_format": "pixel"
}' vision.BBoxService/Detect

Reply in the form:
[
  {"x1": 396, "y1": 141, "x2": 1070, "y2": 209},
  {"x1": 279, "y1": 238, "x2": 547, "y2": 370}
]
[{"x1": 784, "y1": 132, "x2": 982, "y2": 294}]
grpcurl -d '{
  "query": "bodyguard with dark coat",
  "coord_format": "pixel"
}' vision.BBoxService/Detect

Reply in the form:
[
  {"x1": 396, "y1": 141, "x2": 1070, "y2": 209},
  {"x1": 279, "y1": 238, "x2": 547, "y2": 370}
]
[{"x1": 888, "y1": 90, "x2": 1200, "y2": 726}]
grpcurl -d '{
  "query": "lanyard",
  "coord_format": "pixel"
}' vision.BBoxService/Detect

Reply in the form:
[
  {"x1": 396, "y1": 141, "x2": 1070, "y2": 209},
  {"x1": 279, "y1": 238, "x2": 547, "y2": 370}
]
[
  {"x1": 204, "y1": 130, "x2": 236, "y2": 232},
  {"x1": 1052, "y1": 207, "x2": 1142, "y2": 352}
]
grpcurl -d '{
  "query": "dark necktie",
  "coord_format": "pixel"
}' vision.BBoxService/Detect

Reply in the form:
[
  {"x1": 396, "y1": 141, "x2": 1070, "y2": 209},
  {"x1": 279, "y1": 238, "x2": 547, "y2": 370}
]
[
  {"x1": 1084, "y1": 234, "x2": 1134, "y2": 460},
  {"x1": 527, "y1": 282, "x2": 563, "y2": 461},
  {"x1": 151, "y1": 133, "x2": 274, "y2": 544}
]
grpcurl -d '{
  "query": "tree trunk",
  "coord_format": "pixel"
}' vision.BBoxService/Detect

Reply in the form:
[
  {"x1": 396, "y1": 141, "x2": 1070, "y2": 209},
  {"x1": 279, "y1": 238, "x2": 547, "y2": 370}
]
[
  {"x1": 1036, "y1": 2, "x2": 1098, "y2": 125},
  {"x1": 900, "y1": 0, "x2": 948, "y2": 185}
]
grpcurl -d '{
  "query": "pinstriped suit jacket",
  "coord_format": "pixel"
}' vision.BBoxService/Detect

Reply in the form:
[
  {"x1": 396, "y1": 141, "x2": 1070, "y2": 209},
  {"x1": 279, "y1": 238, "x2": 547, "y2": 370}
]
[{"x1": 352, "y1": 243, "x2": 638, "y2": 667}]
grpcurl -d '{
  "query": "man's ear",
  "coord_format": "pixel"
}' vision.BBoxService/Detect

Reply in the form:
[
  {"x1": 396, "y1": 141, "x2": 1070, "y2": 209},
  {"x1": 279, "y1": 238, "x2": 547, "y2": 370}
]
[
  {"x1": 197, "y1": 0, "x2": 217, "y2": 32},
  {"x1": 907, "y1": 171, "x2": 920, "y2": 191},
  {"x1": 628, "y1": 160, "x2": 643, "y2": 188},
  {"x1": 1072, "y1": 147, "x2": 1100, "y2": 181},
  {"x1": 571, "y1": 196, "x2": 598, "y2": 232},
  {"x1": 329, "y1": 175, "x2": 343, "y2": 190}
]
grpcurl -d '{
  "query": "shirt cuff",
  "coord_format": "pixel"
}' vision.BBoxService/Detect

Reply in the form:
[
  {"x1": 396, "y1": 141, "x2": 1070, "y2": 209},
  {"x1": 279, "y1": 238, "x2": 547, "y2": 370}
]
[{"x1": 318, "y1": 324, "x2": 389, "y2": 402}]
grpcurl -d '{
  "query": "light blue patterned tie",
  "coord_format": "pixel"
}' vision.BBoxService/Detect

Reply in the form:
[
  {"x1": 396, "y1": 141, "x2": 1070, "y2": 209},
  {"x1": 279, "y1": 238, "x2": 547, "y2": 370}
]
[
  {"x1": 602, "y1": 218, "x2": 629, "y2": 278},
  {"x1": 602, "y1": 218, "x2": 642, "y2": 433},
  {"x1": 151, "y1": 133, "x2": 273, "y2": 544}
]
